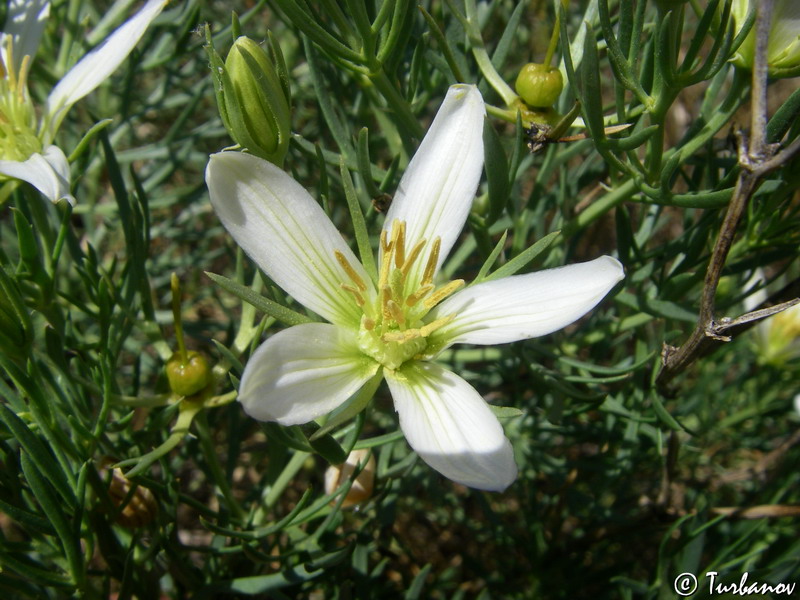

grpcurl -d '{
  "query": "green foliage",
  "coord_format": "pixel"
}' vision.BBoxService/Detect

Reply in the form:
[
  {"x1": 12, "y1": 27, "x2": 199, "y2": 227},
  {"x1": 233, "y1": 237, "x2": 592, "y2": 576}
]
[{"x1": 0, "y1": 0, "x2": 798, "y2": 598}]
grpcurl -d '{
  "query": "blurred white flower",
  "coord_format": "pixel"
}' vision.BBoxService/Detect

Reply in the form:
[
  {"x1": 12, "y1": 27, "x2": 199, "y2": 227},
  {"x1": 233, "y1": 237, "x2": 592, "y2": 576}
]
[
  {"x1": 206, "y1": 85, "x2": 624, "y2": 491},
  {"x1": 324, "y1": 449, "x2": 376, "y2": 508},
  {"x1": 0, "y1": 0, "x2": 166, "y2": 204},
  {"x1": 731, "y1": 0, "x2": 800, "y2": 78},
  {"x1": 744, "y1": 270, "x2": 800, "y2": 365}
]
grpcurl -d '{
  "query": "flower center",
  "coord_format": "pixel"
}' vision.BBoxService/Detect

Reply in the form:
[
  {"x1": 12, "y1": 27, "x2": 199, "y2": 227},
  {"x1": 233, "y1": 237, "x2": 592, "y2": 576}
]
[
  {"x1": 0, "y1": 39, "x2": 42, "y2": 163},
  {"x1": 337, "y1": 220, "x2": 463, "y2": 370}
]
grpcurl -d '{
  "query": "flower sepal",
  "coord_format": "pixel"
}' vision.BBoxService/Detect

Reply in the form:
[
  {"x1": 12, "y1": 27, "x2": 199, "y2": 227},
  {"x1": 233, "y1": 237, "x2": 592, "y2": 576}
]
[{"x1": 205, "y1": 20, "x2": 292, "y2": 166}]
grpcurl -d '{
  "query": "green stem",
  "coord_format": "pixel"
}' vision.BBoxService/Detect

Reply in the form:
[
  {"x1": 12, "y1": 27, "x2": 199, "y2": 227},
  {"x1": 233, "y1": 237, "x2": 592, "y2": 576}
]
[
  {"x1": 543, "y1": 2, "x2": 562, "y2": 68},
  {"x1": 263, "y1": 450, "x2": 309, "y2": 511},
  {"x1": 369, "y1": 69, "x2": 424, "y2": 139},
  {"x1": 170, "y1": 273, "x2": 187, "y2": 363},
  {"x1": 563, "y1": 178, "x2": 638, "y2": 235},
  {"x1": 195, "y1": 412, "x2": 247, "y2": 521},
  {"x1": 463, "y1": 0, "x2": 518, "y2": 106}
]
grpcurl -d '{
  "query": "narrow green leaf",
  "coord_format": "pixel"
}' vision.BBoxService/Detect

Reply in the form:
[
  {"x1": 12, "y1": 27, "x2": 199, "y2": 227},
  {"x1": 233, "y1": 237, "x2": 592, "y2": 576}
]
[
  {"x1": 20, "y1": 452, "x2": 82, "y2": 587},
  {"x1": 483, "y1": 230, "x2": 560, "y2": 282},
  {"x1": 0, "y1": 404, "x2": 76, "y2": 509},
  {"x1": 206, "y1": 271, "x2": 315, "y2": 326},
  {"x1": 489, "y1": 405, "x2": 524, "y2": 419},
  {"x1": 405, "y1": 563, "x2": 433, "y2": 600},
  {"x1": 340, "y1": 158, "x2": 378, "y2": 283},
  {"x1": 483, "y1": 119, "x2": 510, "y2": 225}
]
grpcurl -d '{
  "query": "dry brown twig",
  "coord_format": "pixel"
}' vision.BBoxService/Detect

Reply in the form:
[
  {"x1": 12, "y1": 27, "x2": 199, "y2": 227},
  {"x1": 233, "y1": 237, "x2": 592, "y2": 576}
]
[{"x1": 657, "y1": 0, "x2": 800, "y2": 393}]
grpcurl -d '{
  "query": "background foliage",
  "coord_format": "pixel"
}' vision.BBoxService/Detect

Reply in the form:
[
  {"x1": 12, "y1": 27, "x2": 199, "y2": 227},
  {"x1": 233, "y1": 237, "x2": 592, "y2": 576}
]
[{"x1": 1, "y1": 0, "x2": 798, "y2": 598}]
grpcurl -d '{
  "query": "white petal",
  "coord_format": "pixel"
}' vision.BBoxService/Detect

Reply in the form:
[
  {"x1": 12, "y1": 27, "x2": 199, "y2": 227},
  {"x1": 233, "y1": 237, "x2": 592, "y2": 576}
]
[
  {"x1": 44, "y1": 0, "x2": 166, "y2": 136},
  {"x1": 429, "y1": 256, "x2": 624, "y2": 347},
  {"x1": 206, "y1": 151, "x2": 372, "y2": 327},
  {"x1": 239, "y1": 323, "x2": 380, "y2": 425},
  {"x1": 0, "y1": 145, "x2": 74, "y2": 204},
  {"x1": 0, "y1": 0, "x2": 50, "y2": 72},
  {"x1": 382, "y1": 84, "x2": 485, "y2": 286},
  {"x1": 386, "y1": 362, "x2": 517, "y2": 491}
]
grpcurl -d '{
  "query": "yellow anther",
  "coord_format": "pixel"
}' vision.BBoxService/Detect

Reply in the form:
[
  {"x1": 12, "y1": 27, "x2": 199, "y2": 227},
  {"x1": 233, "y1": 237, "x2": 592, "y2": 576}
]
[
  {"x1": 382, "y1": 328, "x2": 422, "y2": 343},
  {"x1": 341, "y1": 284, "x2": 365, "y2": 306},
  {"x1": 421, "y1": 237, "x2": 441, "y2": 286},
  {"x1": 363, "y1": 317, "x2": 376, "y2": 331},
  {"x1": 378, "y1": 245, "x2": 394, "y2": 289},
  {"x1": 393, "y1": 221, "x2": 406, "y2": 268},
  {"x1": 381, "y1": 285, "x2": 393, "y2": 319},
  {"x1": 423, "y1": 279, "x2": 464, "y2": 309},
  {"x1": 380, "y1": 228, "x2": 391, "y2": 253},
  {"x1": 334, "y1": 250, "x2": 367, "y2": 291},
  {"x1": 387, "y1": 299, "x2": 405, "y2": 325},
  {"x1": 420, "y1": 314, "x2": 455, "y2": 337},
  {"x1": 17, "y1": 55, "x2": 31, "y2": 99},
  {"x1": 401, "y1": 239, "x2": 426, "y2": 278},
  {"x1": 406, "y1": 283, "x2": 434, "y2": 307}
]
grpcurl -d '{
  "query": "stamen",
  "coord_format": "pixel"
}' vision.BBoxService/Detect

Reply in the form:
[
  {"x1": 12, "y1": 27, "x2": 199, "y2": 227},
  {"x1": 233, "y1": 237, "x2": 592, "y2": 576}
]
[
  {"x1": 379, "y1": 249, "x2": 393, "y2": 289},
  {"x1": 381, "y1": 285, "x2": 393, "y2": 320},
  {"x1": 341, "y1": 284, "x2": 365, "y2": 306},
  {"x1": 17, "y1": 55, "x2": 31, "y2": 99},
  {"x1": 421, "y1": 237, "x2": 441, "y2": 286},
  {"x1": 363, "y1": 317, "x2": 375, "y2": 331},
  {"x1": 387, "y1": 300, "x2": 405, "y2": 325},
  {"x1": 389, "y1": 268, "x2": 405, "y2": 303},
  {"x1": 420, "y1": 314, "x2": 455, "y2": 337},
  {"x1": 406, "y1": 283, "x2": 434, "y2": 307},
  {"x1": 423, "y1": 279, "x2": 464, "y2": 308},
  {"x1": 400, "y1": 239, "x2": 426, "y2": 278},
  {"x1": 394, "y1": 221, "x2": 406, "y2": 268},
  {"x1": 383, "y1": 329, "x2": 422, "y2": 343},
  {"x1": 334, "y1": 250, "x2": 367, "y2": 291},
  {"x1": 380, "y1": 228, "x2": 391, "y2": 253}
]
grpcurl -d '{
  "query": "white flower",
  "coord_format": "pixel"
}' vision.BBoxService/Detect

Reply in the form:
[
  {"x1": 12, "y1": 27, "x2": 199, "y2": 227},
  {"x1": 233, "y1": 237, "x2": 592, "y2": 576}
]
[
  {"x1": 206, "y1": 84, "x2": 625, "y2": 491},
  {"x1": 0, "y1": 0, "x2": 166, "y2": 204},
  {"x1": 744, "y1": 269, "x2": 800, "y2": 365}
]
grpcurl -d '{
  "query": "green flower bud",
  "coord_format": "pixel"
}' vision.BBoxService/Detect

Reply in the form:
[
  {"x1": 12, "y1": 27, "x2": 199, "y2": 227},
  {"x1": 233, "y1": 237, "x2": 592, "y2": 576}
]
[
  {"x1": 515, "y1": 63, "x2": 564, "y2": 108},
  {"x1": 731, "y1": 0, "x2": 800, "y2": 78},
  {"x1": 207, "y1": 30, "x2": 292, "y2": 165},
  {"x1": 166, "y1": 351, "x2": 211, "y2": 397}
]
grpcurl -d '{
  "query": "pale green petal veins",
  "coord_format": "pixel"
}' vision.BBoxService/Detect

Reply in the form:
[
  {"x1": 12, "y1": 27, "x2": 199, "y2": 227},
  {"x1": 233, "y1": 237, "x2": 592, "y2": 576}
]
[
  {"x1": 381, "y1": 84, "x2": 485, "y2": 288},
  {"x1": 239, "y1": 323, "x2": 379, "y2": 425},
  {"x1": 0, "y1": 0, "x2": 49, "y2": 73},
  {"x1": 427, "y1": 256, "x2": 624, "y2": 350},
  {"x1": 386, "y1": 362, "x2": 517, "y2": 491},
  {"x1": 44, "y1": 0, "x2": 167, "y2": 139},
  {"x1": 207, "y1": 152, "x2": 372, "y2": 327}
]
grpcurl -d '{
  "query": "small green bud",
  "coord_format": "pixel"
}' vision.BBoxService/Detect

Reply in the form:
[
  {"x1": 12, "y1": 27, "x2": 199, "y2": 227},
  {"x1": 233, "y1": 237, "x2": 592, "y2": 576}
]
[
  {"x1": 166, "y1": 351, "x2": 211, "y2": 397},
  {"x1": 515, "y1": 63, "x2": 564, "y2": 108},
  {"x1": 731, "y1": 0, "x2": 800, "y2": 78},
  {"x1": 207, "y1": 29, "x2": 292, "y2": 165}
]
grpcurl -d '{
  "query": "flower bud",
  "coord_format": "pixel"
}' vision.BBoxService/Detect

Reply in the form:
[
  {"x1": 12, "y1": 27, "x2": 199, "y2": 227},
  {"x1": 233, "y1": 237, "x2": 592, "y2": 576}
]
[
  {"x1": 731, "y1": 0, "x2": 800, "y2": 78},
  {"x1": 324, "y1": 449, "x2": 376, "y2": 509},
  {"x1": 166, "y1": 351, "x2": 211, "y2": 397},
  {"x1": 208, "y1": 32, "x2": 292, "y2": 165},
  {"x1": 515, "y1": 63, "x2": 564, "y2": 108}
]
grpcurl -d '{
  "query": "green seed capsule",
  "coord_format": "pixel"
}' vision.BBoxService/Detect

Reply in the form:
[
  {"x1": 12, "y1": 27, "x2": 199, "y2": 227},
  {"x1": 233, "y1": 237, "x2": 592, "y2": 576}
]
[
  {"x1": 515, "y1": 63, "x2": 564, "y2": 108},
  {"x1": 166, "y1": 351, "x2": 211, "y2": 397}
]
